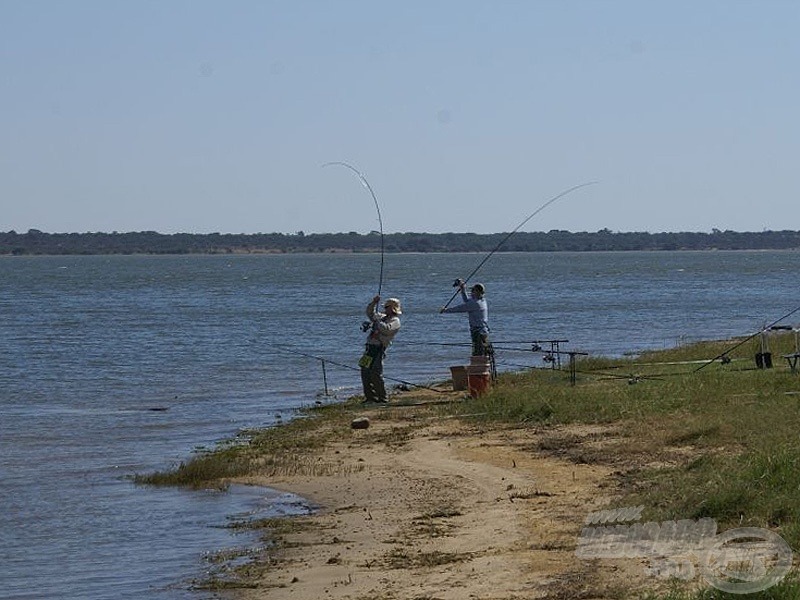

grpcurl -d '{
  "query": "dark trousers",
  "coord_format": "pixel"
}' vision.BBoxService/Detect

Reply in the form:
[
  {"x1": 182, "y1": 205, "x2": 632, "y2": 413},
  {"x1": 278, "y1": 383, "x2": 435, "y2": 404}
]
[
  {"x1": 360, "y1": 344, "x2": 387, "y2": 402},
  {"x1": 471, "y1": 330, "x2": 491, "y2": 356}
]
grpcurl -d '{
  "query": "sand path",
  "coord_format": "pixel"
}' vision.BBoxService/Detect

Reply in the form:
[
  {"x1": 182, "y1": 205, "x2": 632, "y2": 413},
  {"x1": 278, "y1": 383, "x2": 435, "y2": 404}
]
[{"x1": 235, "y1": 405, "x2": 649, "y2": 599}]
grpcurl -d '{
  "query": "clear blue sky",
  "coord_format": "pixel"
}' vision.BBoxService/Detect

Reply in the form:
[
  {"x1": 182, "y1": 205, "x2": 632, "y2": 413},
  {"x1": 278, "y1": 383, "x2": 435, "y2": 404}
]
[{"x1": 2, "y1": 1, "x2": 798, "y2": 235}]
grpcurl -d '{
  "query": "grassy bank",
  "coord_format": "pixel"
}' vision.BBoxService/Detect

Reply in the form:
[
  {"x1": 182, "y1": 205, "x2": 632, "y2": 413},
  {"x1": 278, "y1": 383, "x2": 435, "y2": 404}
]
[{"x1": 137, "y1": 332, "x2": 800, "y2": 598}]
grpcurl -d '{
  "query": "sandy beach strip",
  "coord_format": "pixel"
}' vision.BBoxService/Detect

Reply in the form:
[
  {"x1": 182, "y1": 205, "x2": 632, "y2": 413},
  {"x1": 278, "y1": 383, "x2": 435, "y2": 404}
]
[{"x1": 230, "y1": 391, "x2": 657, "y2": 599}]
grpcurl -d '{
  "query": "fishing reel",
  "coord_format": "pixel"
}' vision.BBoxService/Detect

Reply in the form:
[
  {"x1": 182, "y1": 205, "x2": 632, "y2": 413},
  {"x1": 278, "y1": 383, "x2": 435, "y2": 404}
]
[
  {"x1": 452, "y1": 278, "x2": 465, "y2": 288},
  {"x1": 360, "y1": 320, "x2": 372, "y2": 332}
]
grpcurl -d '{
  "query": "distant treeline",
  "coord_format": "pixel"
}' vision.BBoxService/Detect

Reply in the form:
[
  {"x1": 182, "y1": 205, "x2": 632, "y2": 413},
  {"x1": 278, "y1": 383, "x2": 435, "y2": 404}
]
[{"x1": 3, "y1": 228, "x2": 800, "y2": 255}]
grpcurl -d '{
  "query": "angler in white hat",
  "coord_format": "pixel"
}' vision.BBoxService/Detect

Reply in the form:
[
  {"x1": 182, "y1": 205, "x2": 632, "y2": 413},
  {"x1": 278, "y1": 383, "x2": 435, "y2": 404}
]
[{"x1": 359, "y1": 295, "x2": 402, "y2": 403}]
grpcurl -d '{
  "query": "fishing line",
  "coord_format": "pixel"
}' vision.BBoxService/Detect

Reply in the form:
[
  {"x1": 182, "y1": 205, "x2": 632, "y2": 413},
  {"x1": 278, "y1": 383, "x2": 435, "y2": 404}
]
[
  {"x1": 322, "y1": 161, "x2": 385, "y2": 297},
  {"x1": 694, "y1": 302, "x2": 800, "y2": 372},
  {"x1": 486, "y1": 345, "x2": 678, "y2": 381},
  {"x1": 442, "y1": 181, "x2": 598, "y2": 309},
  {"x1": 399, "y1": 340, "x2": 567, "y2": 348},
  {"x1": 487, "y1": 357, "x2": 665, "y2": 382},
  {"x1": 398, "y1": 341, "x2": 473, "y2": 348},
  {"x1": 275, "y1": 345, "x2": 451, "y2": 394}
]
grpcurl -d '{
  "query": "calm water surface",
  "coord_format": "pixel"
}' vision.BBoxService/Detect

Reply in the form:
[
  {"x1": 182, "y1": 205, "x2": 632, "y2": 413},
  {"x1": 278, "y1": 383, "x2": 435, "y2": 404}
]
[{"x1": 1, "y1": 251, "x2": 798, "y2": 598}]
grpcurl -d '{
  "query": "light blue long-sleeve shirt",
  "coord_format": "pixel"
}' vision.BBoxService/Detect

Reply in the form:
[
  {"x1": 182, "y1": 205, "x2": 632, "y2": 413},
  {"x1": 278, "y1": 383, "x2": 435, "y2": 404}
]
[{"x1": 442, "y1": 288, "x2": 489, "y2": 334}]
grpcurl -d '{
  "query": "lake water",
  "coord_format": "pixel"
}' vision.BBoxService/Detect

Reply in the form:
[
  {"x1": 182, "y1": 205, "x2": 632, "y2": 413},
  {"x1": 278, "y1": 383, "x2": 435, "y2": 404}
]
[{"x1": 1, "y1": 251, "x2": 799, "y2": 599}]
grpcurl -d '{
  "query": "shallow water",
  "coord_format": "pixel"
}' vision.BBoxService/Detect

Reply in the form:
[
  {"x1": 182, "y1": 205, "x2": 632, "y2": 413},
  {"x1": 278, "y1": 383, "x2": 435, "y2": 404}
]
[{"x1": 1, "y1": 251, "x2": 798, "y2": 598}]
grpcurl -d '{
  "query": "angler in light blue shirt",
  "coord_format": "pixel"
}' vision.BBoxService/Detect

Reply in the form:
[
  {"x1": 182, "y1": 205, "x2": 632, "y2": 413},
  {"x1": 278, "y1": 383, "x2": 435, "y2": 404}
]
[{"x1": 440, "y1": 280, "x2": 491, "y2": 356}]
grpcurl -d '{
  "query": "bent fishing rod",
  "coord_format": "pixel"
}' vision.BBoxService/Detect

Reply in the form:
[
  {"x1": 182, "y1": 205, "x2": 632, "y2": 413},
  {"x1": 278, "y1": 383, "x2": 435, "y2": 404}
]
[
  {"x1": 322, "y1": 161, "x2": 385, "y2": 297},
  {"x1": 275, "y1": 345, "x2": 450, "y2": 394},
  {"x1": 442, "y1": 181, "x2": 598, "y2": 310},
  {"x1": 694, "y1": 302, "x2": 800, "y2": 372}
]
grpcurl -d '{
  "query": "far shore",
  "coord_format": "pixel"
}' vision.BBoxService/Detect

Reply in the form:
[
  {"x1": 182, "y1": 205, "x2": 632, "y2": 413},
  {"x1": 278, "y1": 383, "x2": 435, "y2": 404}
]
[{"x1": 5, "y1": 228, "x2": 800, "y2": 256}]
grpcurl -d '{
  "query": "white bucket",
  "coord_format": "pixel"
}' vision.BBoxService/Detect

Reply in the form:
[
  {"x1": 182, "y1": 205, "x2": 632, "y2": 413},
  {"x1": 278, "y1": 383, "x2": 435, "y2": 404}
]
[{"x1": 469, "y1": 355, "x2": 491, "y2": 370}]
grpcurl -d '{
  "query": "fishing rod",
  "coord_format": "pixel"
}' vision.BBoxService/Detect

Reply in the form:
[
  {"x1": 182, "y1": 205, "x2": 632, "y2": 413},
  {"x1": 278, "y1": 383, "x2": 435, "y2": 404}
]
[
  {"x1": 694, "y1": 303, "x2": 800, "y2": 372},
  {"x1": 441, "y1": 181, "x2": 598, "y2": 310},
  {"x1": 275, "y1": 345, "x2": 450, "y2": 394},
  {"x1": 322, "y1": 161, "x2": 385, "y2": 297}
]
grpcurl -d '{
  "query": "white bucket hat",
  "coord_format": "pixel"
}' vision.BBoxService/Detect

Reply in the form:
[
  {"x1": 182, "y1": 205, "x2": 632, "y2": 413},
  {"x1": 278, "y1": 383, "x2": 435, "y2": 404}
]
[{"x1": 384, "y1": 298, "x2": 402, "y2": 315}]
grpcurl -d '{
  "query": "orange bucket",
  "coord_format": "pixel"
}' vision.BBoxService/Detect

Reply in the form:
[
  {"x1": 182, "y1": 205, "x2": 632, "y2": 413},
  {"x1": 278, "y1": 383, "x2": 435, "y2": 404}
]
[{"x1": 467, "y1": 367, "x2": 491, "y2": 398}]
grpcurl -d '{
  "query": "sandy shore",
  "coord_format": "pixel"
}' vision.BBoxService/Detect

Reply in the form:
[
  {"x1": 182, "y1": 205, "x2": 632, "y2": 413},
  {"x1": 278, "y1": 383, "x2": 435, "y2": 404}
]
[{"x1": 233, "y1": 390, "x2": 659, "y2": 599}]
